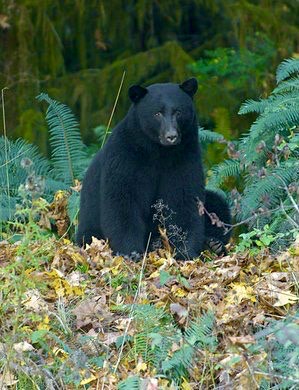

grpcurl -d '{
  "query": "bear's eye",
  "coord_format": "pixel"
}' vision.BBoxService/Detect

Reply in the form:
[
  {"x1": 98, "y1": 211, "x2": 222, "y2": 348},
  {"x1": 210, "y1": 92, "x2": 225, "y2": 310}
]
[
  {"x1": 154, "y1": 112, "x2": 162, "y2": 117},
  {"x1": 176, "y1": 110, "x2": 182, "y2": 117}
]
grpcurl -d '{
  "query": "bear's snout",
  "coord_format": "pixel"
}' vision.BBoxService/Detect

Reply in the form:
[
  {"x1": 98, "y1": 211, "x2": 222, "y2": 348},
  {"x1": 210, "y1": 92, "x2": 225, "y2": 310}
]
[
  {"x1": 160, "y1": 127, "x2": 180, "y2": 146},
  {"x1": 159, "y1": 129, "x2": 181, "y2": 146}
]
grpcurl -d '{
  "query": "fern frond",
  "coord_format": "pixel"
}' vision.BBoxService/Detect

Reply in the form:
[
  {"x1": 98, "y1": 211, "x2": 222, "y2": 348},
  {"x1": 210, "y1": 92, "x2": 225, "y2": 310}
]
[
  {"x1": 184, "y1": 311, "x2": 217, "y2": 351},
  {"x1": 198, "y1": 128, "x2": 225, "y2": 144},
  {"x1": 273, "y1": 77, "x2": 299, "y2": 94},
  {"x1": 118, "y1": 376, "x2": 140, "y2": 390},
  {"x1": 0, "y1": 194, "x2": 17, "y2": 223},
  {"x1": 67, "y1": 191, "x2": 80, "y2": 225},
  {"x1": 239, "y1": 161, "x2": 299, "y2": 221},
  {"x1": 37, "y1": 93, "x2": 88, "y2": 186},
  {"x1": 241, "y1": 104, "x2": 299, "y2": 163},
  {"x1": 207, "y1": 160, "x2": 241, "y2": 188},
  {"x1": 0, "y1": 137, "x2": 50, "y2": 222},
  {"x1": 276, "y1": 58, "x2": 299, "y2": 83},
  {"x1": 161, "y1": 344, "x2": 194, "y2": 375},
  {"x1": 162, "y1": 311, "x2": 217, "y2": 377},
  {"x1": 239, "y1": 98, "x2": 271, "y2": 115}
]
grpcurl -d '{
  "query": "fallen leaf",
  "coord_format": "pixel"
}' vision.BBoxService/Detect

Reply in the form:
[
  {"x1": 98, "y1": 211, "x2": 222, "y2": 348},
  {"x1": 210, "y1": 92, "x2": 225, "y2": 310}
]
[
  {"x1": 13, "y1": 341, "x2": 35, "y2": 353},
  {"x1": 22, "y1": 289, "x2": 49, "y2": 313},
  {"x1": 228, "y1": 335, "x2": 255, "y2": 346},
  {"x1": 226, "y1": 283, "x2": 256, "y2": 304}
]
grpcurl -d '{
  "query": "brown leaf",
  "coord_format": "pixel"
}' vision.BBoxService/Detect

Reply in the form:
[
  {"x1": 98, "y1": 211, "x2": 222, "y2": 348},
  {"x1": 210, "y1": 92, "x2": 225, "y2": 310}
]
[
  {"x1": 72, "y1": 296, "x2": 114, "y2": 330},
  {"x1": 170, "y1": 303, "x2": 189, "y2": 326},
  {"x1": 228, "y1": 335, "x2": 255, "y2": 346}
]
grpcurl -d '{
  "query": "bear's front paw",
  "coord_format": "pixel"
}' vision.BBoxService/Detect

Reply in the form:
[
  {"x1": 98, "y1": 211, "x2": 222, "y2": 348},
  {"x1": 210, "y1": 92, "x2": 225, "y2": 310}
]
[
  {"x1": 117, "y1": 251, "x2": 142, "y2": 262},
  {"x1": 205, "y1": 237, "x2": 227, "y2": 256}
]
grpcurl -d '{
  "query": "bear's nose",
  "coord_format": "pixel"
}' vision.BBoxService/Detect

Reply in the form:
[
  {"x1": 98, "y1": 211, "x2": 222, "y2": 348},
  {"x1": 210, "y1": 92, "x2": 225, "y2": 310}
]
[{"x1": 166, "y1": 133, "x2": 178, "y2": 143}]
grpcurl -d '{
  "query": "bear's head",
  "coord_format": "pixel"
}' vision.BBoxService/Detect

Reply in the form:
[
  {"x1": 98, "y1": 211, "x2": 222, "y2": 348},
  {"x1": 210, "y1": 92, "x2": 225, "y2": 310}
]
[{"x1": 128, "y1": 78, "x2": 198, "y2": 147}]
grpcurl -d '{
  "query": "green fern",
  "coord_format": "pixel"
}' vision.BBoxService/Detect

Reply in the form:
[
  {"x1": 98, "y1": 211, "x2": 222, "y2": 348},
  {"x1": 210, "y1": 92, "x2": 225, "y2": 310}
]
[
  {"x1": 120, "y1": 305, "x2": 217, "y2": 385},
  {"x1": 162, "y1": 311, "x2": 217, "y2": 377},
  {"x1": 184, "y1": 310, "x2": 217, "y2": 351},
  {"x1": 208, "y1": 58, "x2": 299, "y2": 241},
  {"x1": 207, "y1": 159, "x2": 241, "y2": 189},
  {"x1": 273, "y1": 77, "x2": 299, "y2": 94},
  {"x1": 240, "y1": 161, "x2": 298, "y2": 221},
  {"x1": 238, "y1": 98, "x2": 271, "y2": 115},
  {"x1": 0, "y1": 137, "x2": 50, "y2": 222},
  {"x1": 118, "y1": 376, "x2": 140, "y2": 390},
  {"x1": 253, "y1": 313, "x2": 299, "y2": 389},
  {"x1": 37, "y1": 93, "x2": 88, "y2": 186},
  {"x1": 198, "y1": 128, "x2": 225, "y2": 144},
  {"x1": 276, "y1": 58, "x2": 299, "y2": 83}
]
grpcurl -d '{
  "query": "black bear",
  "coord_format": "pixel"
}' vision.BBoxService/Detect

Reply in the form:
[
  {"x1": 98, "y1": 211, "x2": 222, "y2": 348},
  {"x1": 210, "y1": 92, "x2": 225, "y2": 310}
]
[{"x1": 77, "y1": 78, "x2": 231, "y2": 259}]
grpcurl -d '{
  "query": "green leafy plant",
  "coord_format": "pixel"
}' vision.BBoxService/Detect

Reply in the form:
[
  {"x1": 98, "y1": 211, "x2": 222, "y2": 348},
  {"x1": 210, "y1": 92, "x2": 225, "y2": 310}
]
[
  {"x1": 36, "y1": 93, "x2": 89, "y2": 186},
  {"x1": 208, "y1": 58, "x2": 299, "y2": 248},
  {"x1": 0, "y1": 138, "x2": 50, "y2": 224},
  {"x1": 253, "y1": 313, "x2": 299, "y2": 389},
  {"x1": 118, "y1": 305, "x2": 217, "y2": 387},
  {"x1": 235, "y1": 225, "x2": 286, "y2": 255},
  {"x1": 1, "y1": 94, "x2": 91, "y2": 236}
]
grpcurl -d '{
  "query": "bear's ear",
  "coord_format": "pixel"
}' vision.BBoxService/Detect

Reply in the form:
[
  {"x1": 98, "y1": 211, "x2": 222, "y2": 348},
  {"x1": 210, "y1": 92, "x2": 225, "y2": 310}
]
[
  {"x1": 128, "y1": 85, "x2": 148, "y2": 103},
  {"x1": 179, "y1": 78, "x2": 198, "y2": 98}
]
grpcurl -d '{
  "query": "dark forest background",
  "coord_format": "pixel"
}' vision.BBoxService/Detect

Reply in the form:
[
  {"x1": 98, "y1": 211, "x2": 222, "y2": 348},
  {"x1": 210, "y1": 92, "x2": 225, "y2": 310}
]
[{"x1": 1, "y1": 0, "x2": 299, "y2": 161}]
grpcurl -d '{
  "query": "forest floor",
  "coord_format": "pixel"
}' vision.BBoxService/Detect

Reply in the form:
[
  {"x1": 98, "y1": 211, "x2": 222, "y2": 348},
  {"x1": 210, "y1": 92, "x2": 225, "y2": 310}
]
[{"x1": 0, "y1": 195, "x2": 298, "y2": 389}]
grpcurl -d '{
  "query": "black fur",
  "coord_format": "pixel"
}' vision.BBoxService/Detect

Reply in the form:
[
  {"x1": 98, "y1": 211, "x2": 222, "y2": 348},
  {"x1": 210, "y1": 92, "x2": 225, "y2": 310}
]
[{"x1": 77, "y1": 80, "x2": 231, "y2": 259}]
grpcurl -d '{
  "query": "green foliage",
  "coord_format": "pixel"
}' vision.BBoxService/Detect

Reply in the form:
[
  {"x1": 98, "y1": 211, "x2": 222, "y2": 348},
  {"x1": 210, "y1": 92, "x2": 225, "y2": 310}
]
[
  {"x1": 161, "y1": 311, "x2": 217, "y2": 378},
  {"x1": 3, "y1": 0, "x2": 299, "y2": 156},
  {"x1": 1, "y1": 94, "x2": 89, "y2": 237},
  {"x1": 235, "y1": 225, "x2": 288, "y2": 255},
  {"x1": 208, "y1": 58, "x2": 299, "y2": 246},
  {"x1": 0, "y1": 137, "x2": 49, "y2": 222},
  {"x1": 36, "y1": 93, "x2": 88, "y2": 186},
  {"x1": 190, "y1": 38, "x2": 276, "y2": 138},
  {"x1": 198, "y1": 128, "x2": 225, "y2": 144},
  {"x1": 192, "y1": 43, "x2": 275, "y2": 87},
  {"x1": 207, "y1": 159, "x2": 241, "y2": 189},
  {"x1": 120, "y1": 305, "x2": 217, "y2": 386},
  {"x1": 118, "y1": 376, "x2": 140, "y2": 390},
  {"x1": 253, "y1": 313, "x2": 299, "y2": 389},
  {"x1": 276, "y1": 58, "x2": 299, "y2": 83}
]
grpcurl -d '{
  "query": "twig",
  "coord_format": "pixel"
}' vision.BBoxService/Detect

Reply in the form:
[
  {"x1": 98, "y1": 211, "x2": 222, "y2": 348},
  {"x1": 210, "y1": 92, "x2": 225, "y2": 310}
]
[
  {"x1": 1, "y1": 87, "x2": 11, "y2": 219},
  {"x1": 274, "y1": 173, "x2": 299, "y2": 215},
  {"x1": 101, "y1": 71, "x2": 126, "y2": 147},
  {"x1": 280, "y1": 201, "x2": 298, "y2": 228},
  {"x1": 202, "y1": 203, "x2": 296, "y2": 233}
]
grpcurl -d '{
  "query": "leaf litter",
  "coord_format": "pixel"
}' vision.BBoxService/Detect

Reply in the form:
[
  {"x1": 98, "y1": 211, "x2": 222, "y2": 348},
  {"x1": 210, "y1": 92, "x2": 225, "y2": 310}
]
[{"x1": 0, "y1": 228, "x2": 298, "y2": 388}]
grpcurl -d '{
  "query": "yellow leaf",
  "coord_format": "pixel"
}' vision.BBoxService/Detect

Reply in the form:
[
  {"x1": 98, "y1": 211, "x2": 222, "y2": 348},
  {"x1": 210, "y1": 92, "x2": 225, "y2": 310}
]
[
  {"x1": 226, "y1": 283, "x2": 256, "y2": 304},
  {"x1": 171, "y1": 286, "x2": 188, "y2": 297},
  {"x1": 47, "y1": 268, "x2": 64, "y2": 278},
  {"x1": 53, "y1": 347, "x2": 68, "y2": 359},
  {"x1": 181, "y1": 378, "x2": 192, "y2": 390},
  {"x1": 136, "y1": 362, "x2": 147, "y2": 372},
  {"x1": 25, "y1": 268, "x2": 35, "y2": 276},
  {"x1": 38, "y1": 315, "x2": 51, "y2": 330},
  {"x1": 71, "y1": 285, "x2": 85, "y2": 296},
  {"x1": 149, "y1": 270, "x2": 160, "y2": 279},
  {"x1": 80, "y1": 374, "x2": 97, "y2": 385}
]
